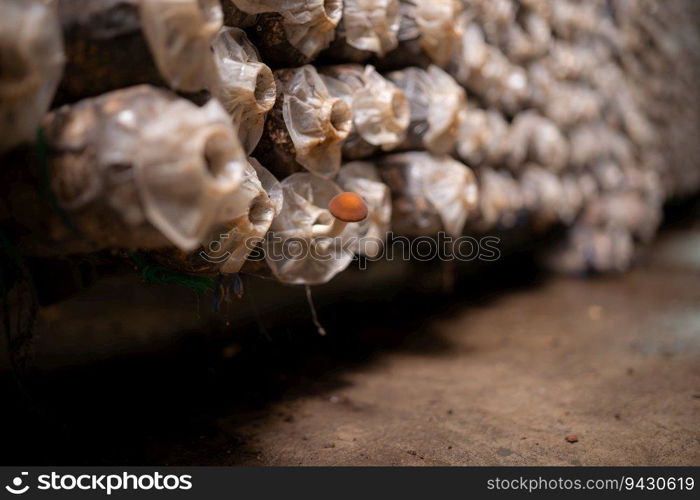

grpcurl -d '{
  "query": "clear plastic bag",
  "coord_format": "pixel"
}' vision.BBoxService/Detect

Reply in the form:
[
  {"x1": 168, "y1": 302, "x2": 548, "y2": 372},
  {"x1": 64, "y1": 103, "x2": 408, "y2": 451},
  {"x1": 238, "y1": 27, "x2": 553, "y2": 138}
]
[
  {"x1": 44, "y1": 86, "x2": 249, "y2": 252},
  {"x1": 232, "y1": 0, "x2": 342, "y2": 58},
  {"x1": 504, "y1": 110, "x2": 569, "y2": 173},
  {"x1": 202, "y1": 159, "x2": 284, "y2": 274},
  {"x1": 280, "y1": 65, "x2": 353, "y2": 178},
  {"x1": 139, "y1": 0, "x2": 222, "y2": 92},
  {"x1": 456, "y1": 106, "x2": 509, "y2": 167},
  {"x1": 211, "y1": 27, "x2": 276, "y2": 154},
  {"x1": 473, "y1": 168, "x2": 523, "y2": 230},
  {"x1": 0, "y1": 0, "x2": 64, "y2": 153},
  {"x1": 340, "y1": 0, "x2": 400, "y2": 57},
  {"x1": 387, "y1": 66, "x2": 464, "y2": 154},
  {"x1": 264, "y1": 173, "x2": 361, "y2": 284},
  {"x1": 379, "y1": 152, "x2": 478, "y2": 237},
  {"x1": 321, "y1": 65, "x2": 409, "y2": 155},
  {"x1": 520, "y1": 164, "x2": 568, "y2": 227},
  {"x1": 413, "y1": 0, "x2": 463, "y2": 67},
  {"x1": 450, "y1": 18, "x2": 529, "y2": 114},
  {"x1": 544, "y1": 224, "x2": 634, "y2": 275}
]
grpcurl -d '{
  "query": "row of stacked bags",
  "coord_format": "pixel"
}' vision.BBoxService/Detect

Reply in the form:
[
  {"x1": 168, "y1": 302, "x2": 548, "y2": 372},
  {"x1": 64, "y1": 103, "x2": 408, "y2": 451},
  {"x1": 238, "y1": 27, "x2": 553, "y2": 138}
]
[{"x1": 1, "y1": 0, "x2": 700, "y2": 287}]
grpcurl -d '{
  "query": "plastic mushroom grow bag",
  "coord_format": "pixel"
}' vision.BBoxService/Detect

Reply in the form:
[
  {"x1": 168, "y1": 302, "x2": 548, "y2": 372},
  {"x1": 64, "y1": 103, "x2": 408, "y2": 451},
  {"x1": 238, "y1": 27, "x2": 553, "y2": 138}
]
[
  {"x1": 325, "y1": 0, "x2": 400, "y2": 61},
  {"x1": 255, "y1": 65, "x2": 353, "y2": 178},
  {"x1": 321, "y1": 65, "x2": 409, "y2": 160},
  {"x1": 387, "y1": 66, "x2": 465, "y2": 155},
  {"x1": 473, "y1": 168, "x2": 524, "y2": 231},
  {"x1": 336, "y1": 162, "x2": 392, "y2": 257},
  {"x1": 139, "y1": 0, "x2": 222, "y2": 92},
  {"x1": 382, "y1": 0, "x2": 463, "y2": 69},
  {"x1": 498, "y1": 7, "x2": 552, "y2": 63},
  {"x1": 210, "y1": 27, "x2": 276, "y2": 154},
  {"x1": 196, "y1": 158, "x2": 284, "y2": 274},
  {"x1": 0, "y1": 0, "x2": 64, "y2": 153},
  {"x1": 579, "y1": 163, "x2": 664, "y2": 246},
  {"x1": 456, "y1": 106, "x2": 510, "y2": 167},
  {"x1": 230, "y1": 0, "x2": 343, "y2": 66},
  {"x1": 263, "y1": 173, "x2": 362, "y2": 285},
  {"x1": 37, "y1": 85, "x2": 248, "y2": 255},
  {"x1": 519, "y1": 164, "x2": 571, "y2": 228},
  {"x1": 378, "y1": 152, "x2": 478, "y2": 237},
  {"x1": 543, "y1": 224, "x2": 636, "y2": 275},
  {"x1": 503, "y1": 111, "x2": 569, "y2": 173},
  {"x1": 409, "y1": 0, "x2": 463, "y2": 67},
  {"x1": 449, "y1": 18, "x2": 530, "y2": 115},
  {"x1": 528, "y1": 62, "x2": 602, "y2": 128}
]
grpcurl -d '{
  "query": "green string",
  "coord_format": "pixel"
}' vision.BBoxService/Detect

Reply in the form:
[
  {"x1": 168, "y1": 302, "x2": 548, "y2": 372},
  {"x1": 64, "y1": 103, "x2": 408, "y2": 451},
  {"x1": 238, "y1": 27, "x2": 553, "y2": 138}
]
[{"x1": 128, "y1": 252, "x2": 216, "y2": 294}]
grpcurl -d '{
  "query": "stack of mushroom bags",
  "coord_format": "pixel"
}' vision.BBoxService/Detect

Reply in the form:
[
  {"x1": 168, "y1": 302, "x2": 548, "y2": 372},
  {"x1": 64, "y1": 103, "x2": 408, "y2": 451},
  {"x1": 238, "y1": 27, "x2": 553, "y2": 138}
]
[{"x1": 2, "y1": 0, "x2": 700, "y2": 286}]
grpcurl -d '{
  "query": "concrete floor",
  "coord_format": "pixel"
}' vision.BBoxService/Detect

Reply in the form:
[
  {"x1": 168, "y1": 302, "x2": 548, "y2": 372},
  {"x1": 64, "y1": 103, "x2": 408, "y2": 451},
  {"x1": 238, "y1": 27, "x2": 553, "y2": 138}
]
[
  {"x1": 206, "y1": 229, "x2": 700, "y2": 466},
  {"x1": 1, "y1": 223, "x2": 699, "y2": 465}
]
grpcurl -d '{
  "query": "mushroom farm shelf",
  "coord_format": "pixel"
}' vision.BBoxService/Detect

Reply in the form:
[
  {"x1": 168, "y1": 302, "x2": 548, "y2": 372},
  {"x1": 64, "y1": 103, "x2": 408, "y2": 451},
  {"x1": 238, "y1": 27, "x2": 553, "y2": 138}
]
[{"x1": 2, "y1": 0, "x2": 700, "y2": 304}]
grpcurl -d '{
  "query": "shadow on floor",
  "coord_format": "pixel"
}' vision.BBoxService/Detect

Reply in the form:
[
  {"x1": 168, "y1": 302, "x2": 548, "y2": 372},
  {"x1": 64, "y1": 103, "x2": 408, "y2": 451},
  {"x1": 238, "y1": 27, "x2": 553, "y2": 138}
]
[{"x1": 0, "y1": 244, "x2": 548, "y2": 465}]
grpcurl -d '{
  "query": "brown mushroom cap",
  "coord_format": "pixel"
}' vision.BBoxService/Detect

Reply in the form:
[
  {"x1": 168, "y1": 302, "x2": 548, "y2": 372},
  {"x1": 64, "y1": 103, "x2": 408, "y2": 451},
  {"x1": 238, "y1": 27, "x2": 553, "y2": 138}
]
[{"x1": 328, "y1": 192, "x2": 368, "y2": 222}]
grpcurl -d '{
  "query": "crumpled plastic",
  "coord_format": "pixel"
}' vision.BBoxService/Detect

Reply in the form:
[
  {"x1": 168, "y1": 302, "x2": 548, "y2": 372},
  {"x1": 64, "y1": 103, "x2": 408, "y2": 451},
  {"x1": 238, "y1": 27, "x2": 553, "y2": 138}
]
[
  {"x1": 501, "y1": 11, "x2": 551, "y2": 62},
  {"x1": 529, "y1": 63, "x2": 602, "y2": 128},
  {"x1": 450, "y1": 18, "x2": 530, "y2": 114},
  {"x1": 413, "y1": 0, "x2": 463, "y2": 67},
  {"x1": 504, "y1": 111, "x2": 569, "y2": 172},
  {"x1": 264, "y1": 173, "x2": 360, "y2": 284},
  {"x1": 520, "y1": 164, "x2": 570, "y2": 227},
  {"x1": 0, "y1": 0, "x2": 64, "y2": 153},
  {"x1": 543, "y1": 224, "x2": 635, "y2": 275},
  {"x1": 139, "y1": 0, "x2": 222, "y2": 92},
  {"x1": 211, "y1": 27, "x2": 276, "y2": 154},
  {"x1": 456, "y1": 106, "x2": 509, "y2": 166},
  {"x1": 340, "y1": 0, "x2": 400, "y2": 57},
  {"x1": 202, "y1": 158, "x2": 283, "y2": 274},
  {"x1": 398, "y1": 0, "x2": 463, "y2": 67},
  {"x1": 280, "y1": 65, "x2": 353, "y2": 178},
  {"x1": 457, "y1": 107, "x2": 569, "y2": 174},
  {"x1": 321, "y1": 65, "x2": 409, "y2": 152},
  {"x1": 388, "y1": 66, "x2": 464, "y2": 155},
  {"x1": 379, "y1": 152, "x2": 478, "y2": 237},
  {"x1": 473, "y1": 168, "x2": 523, "y2": 230},
  {"x1": 44, "y1": 86, "x2": 249, "y2": 252},
  {"x1": 569, "y1": 123, "x2": 634, "y2": 171},
  {"x1": 337, "y1": 162, "x2": 392, "y2": 257},
  {"x1": 581, "y1": 191, "x2": 662, "y2": 245},
  {"x1": 232, "y1": 0, "x2": 342, "y2": 58}
]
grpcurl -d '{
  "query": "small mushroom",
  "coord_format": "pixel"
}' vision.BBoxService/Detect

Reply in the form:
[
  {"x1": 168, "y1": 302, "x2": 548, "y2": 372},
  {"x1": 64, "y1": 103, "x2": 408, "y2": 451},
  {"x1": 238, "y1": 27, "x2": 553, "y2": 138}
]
[
  {"x1": 329, "y1": 192, "x2": 369, "y2": 222},
  {"x1": 313, "y1": 192, "x2": 368, "y2": 238}
]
